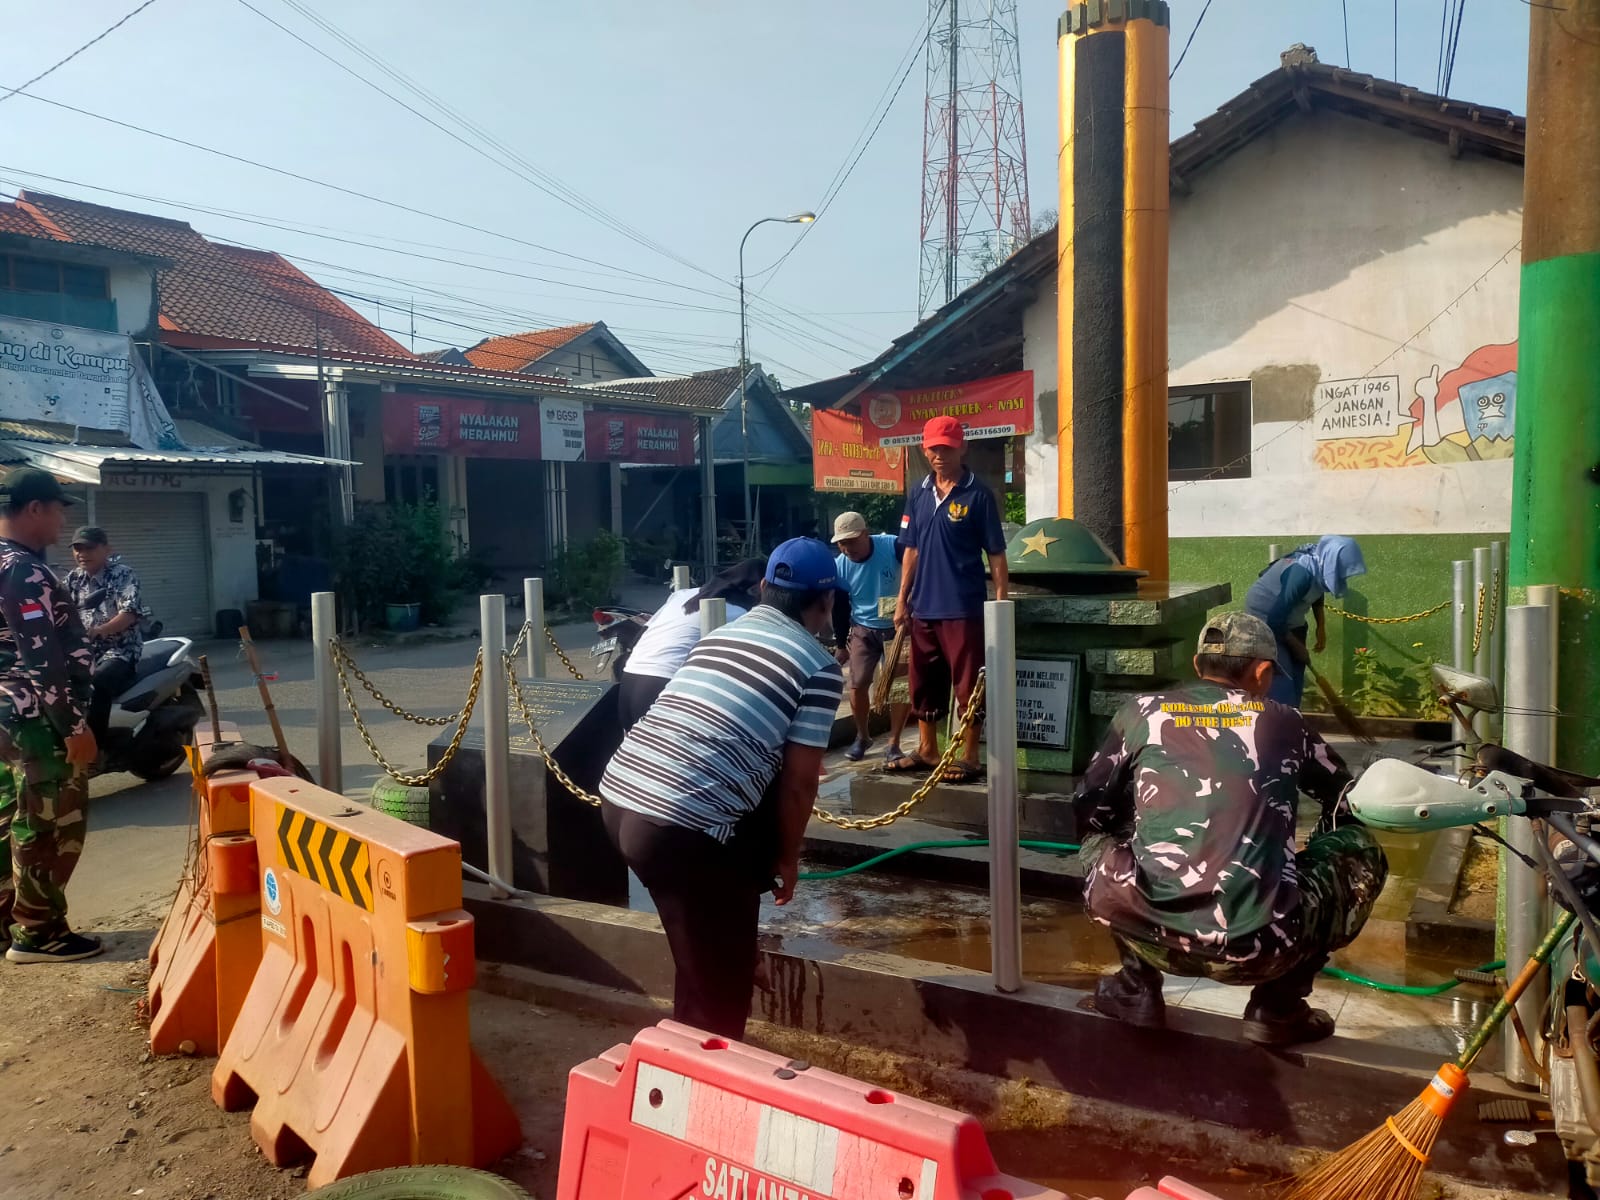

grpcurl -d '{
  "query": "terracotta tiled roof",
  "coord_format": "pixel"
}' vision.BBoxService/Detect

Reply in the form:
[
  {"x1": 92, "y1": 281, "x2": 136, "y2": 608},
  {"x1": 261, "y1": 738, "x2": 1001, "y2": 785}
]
[
  {"x1": 0, "y1": 203, "x2": 60, "y2": 239},
  {"x1": 464, "y1": 323, "x2": 595, "y2": 372},
  {"x1": 11, "y1": 191, "x2": 410, "y2": 359},
  {"x1": 585, "y1": 366, "x2": 744, "y2": 411}
]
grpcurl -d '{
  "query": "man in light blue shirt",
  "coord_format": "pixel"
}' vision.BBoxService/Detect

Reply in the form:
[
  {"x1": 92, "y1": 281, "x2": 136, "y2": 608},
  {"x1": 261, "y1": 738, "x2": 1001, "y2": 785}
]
[{"x1": 830, "y1": 511, "x2": 911, "y2": 762}]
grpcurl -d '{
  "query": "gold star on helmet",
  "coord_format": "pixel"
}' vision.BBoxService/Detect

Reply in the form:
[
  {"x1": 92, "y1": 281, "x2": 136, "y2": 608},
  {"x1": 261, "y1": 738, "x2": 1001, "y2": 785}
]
[{"x1": 1019, "y1": 529, "x2": 1059, "y2": 558}]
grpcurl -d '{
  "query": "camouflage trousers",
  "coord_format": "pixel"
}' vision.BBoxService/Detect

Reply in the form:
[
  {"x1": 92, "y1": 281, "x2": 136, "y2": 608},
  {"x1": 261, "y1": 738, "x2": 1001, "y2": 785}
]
[
  {"x1": 0, "y1": 717, "x2": 88, "y2": 943},
  {"x1": 1113, "y1": 824, "x2": 1389, "y2": 996}
]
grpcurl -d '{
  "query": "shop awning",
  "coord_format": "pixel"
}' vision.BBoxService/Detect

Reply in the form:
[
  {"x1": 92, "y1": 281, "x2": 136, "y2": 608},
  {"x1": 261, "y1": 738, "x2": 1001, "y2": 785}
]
[{"x1": 0, "y1": 439, "x2": 353, "y2": 485}]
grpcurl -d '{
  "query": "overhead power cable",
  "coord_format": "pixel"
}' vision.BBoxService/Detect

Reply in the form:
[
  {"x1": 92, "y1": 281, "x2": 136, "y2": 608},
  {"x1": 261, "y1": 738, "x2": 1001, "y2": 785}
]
[
  {"x1": 0, "y1": 0, "x2": 161, "y2": 105},
  {"x1": 1170, "y1": 0, "x2": 1214, "y2": 80},
  {"x1": 0, "y1": 88, "x2": 883, "y2": 362},
  {"x1": 752, "y1": 4, "x2": 938, "y2": 291},
  {"x1": 246, "y1": 0, "x2": 880, "y2": 357}
]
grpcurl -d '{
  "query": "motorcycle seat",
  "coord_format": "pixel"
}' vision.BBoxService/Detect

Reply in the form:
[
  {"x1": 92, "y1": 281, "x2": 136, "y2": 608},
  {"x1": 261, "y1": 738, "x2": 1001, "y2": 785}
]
[
  {"x1": 1478, "y1": 744, "x2": 1600, "y2": 800},
  {"x1": 131, "y1": 654, "x2": 170, "y2": 682}
]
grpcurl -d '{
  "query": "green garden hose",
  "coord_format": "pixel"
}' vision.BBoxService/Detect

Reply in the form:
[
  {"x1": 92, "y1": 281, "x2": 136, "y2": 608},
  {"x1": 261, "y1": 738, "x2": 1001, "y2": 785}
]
[{"x1": 798, "y1": 837, "x2": 1507, "y2": 996}]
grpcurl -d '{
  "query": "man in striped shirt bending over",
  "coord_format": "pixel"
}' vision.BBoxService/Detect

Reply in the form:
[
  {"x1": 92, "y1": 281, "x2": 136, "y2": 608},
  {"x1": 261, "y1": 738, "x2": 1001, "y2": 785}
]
[{"x1": 600, "y1": 538, "x2": 846, "y2": 1037}]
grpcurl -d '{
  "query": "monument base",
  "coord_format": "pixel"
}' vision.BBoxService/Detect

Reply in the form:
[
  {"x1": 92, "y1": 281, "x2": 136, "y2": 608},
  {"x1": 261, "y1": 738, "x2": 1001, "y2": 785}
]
[{"x1": 429, "y1": 678, "x2": 627, "y2": 905}]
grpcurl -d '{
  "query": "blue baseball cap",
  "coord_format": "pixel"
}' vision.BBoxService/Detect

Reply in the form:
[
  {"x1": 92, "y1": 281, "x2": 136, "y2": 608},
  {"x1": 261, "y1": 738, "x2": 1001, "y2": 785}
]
[{"x1": 764, "y1": 537, "x2": 845, "y2": 592}]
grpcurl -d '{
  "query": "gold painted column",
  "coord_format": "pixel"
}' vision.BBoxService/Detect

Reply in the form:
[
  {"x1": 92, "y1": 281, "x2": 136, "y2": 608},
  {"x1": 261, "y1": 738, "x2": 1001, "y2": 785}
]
[{"x1": 1057, "y1": 0, "x2": 1170, "y2": 578}]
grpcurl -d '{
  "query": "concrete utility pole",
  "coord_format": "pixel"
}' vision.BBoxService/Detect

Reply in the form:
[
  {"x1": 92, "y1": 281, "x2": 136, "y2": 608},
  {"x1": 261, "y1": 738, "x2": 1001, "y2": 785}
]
[
  {"x1": 1055, "y1": 0, "x2": 1171, "y2": 578},
  {"x1": 1511, "y1": 0, "x2": 1600, "y2": 769}
]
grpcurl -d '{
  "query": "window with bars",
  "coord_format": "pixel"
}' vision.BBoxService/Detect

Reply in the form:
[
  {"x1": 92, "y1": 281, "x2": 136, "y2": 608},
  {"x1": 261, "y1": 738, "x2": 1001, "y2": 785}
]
[{"x1": 1, "y1": 255, "x2": 109, "y2": 298}]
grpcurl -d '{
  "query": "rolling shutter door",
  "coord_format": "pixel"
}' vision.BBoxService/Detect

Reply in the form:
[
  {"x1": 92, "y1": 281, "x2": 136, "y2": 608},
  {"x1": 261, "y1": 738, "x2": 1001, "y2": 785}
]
[{"x1": 92, "y1": 491, "x2": 212, "y2": 638}]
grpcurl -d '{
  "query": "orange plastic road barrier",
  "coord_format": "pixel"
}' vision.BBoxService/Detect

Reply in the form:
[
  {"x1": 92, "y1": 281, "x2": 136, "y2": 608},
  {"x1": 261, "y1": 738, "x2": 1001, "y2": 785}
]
[
  {"x1": 212, "y1": 776, "x2": 519, "y2": 1188},
  {"x1": 557, "y1": 1020, "x2": 1071, "y2": 1200},
  {"x1": 147, "y1": 723, "x2": 264, "y2": 1057}
]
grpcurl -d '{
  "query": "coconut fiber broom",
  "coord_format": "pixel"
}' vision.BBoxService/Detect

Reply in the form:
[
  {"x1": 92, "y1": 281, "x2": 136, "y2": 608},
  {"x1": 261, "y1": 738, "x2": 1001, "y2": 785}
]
[{"x1": 1279, "y1": 908, "x2": 1576, "y2": 1200}]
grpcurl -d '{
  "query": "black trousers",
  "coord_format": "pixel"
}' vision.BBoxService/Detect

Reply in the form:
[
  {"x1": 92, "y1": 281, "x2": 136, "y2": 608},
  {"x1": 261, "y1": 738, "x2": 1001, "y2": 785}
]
[
  {"x1": 617, "y1": 671, "x2": 670, "y2": 731},
  {"x1": 89, "y1": 657, "x2": 138, "y2": 745},
  {"x1": 602, "y1": 802, "x2": 764, "y2": 1039}
]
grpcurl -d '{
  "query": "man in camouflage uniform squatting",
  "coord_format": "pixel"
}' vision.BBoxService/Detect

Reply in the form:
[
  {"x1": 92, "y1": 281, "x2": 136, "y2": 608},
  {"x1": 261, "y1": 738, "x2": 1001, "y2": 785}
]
[
  {"x1": 1075, "y1": 610, "x2": 1387, "y2": 1046},
  {"x1": 0, "y1": 469, "x2": 101, "y2": 963}
]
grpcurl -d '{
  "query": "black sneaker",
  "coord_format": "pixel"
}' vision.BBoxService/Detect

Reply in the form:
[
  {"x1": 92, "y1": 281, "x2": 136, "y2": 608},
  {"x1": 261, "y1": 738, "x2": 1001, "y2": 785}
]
[
  {"x1": 1091, "y1": 967, "x2": 1167, "y2": 1029},
  {"x1": 6, "y1": 930, "x2": 104, "y2": 964},
  {"x1": 1242, "y1": 1001, "x2": 1335, "y2": 1047}
]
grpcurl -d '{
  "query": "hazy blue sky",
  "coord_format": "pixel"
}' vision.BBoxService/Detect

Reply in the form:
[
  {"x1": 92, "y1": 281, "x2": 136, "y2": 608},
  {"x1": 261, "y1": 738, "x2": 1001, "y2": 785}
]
[{"x1": 0, "y1": 1, "x2": 1531, "y2": 384}]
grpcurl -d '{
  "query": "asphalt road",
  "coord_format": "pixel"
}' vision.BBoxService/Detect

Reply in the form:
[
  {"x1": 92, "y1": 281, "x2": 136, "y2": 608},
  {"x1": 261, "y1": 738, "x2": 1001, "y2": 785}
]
[{"x1": 69, "y1": 612, "x2": 612, "y2": 935}]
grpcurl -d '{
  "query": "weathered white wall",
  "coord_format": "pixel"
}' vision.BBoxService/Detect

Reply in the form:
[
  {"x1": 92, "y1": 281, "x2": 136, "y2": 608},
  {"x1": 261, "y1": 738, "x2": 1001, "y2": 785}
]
[
  {"x1": 1025, "y1": 110, "x2": 1523, "y2": 538},
  {"x1": 108, "y1": 263, "x2": 158, "y2": 336}
]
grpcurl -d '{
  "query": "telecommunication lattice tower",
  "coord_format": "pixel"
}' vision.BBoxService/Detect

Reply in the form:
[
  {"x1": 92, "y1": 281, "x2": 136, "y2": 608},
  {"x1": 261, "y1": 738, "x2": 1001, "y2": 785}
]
[{"x1": 919, "y1": 0, "x2": 1031, "y2": 317}]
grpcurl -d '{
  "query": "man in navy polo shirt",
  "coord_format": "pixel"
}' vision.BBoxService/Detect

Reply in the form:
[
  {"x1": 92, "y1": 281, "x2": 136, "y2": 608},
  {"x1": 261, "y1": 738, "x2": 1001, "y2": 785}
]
[{"x1": 893, "y1": 416, "x2": 1008, "y2": 782}]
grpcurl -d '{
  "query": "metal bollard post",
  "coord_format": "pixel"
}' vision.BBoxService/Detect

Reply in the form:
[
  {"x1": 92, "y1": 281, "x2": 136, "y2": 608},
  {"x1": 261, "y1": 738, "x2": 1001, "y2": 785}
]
[
  {"x1": 1488, "y1": 540, "x2": 1506, "y2": 740},
  {"x1": 1502, "y1": 603, "x2": 1555, "y2": 1087},
  {"x1": 1267, "y1": 542, "x2": 1281, "y2": 564},
  {"x1": 984, "y1": 600, "x2": 1023, "y2": 994},
  {"x1": 523, "y1": 577, "x2": 546, "y2": 679},
  {"x1": 1472, "y1": 546, "x2": 1492, "y2": 743},
  {"x1": 1529, "y1": 584, "x2": 1561, "y2": 689},
  {"x1": 699, "y1": 596, "x2": 727, "y2": 636},
  {"x1": 311, "y1": 591, "x2": 341, "y2": 794},
  {"x1": 672, "y1": 564, "x2": 693, "y2": 591},
  {"x1": 480, "y1": 594, "x2": 512, "y2": 898},
  {"x1": 1451, "y1": 560, "x2": 1471, "y2": 772}
]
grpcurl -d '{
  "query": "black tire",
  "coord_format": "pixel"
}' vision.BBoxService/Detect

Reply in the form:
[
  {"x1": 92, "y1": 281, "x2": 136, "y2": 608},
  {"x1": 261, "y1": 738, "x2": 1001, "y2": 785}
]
[
  {"x1": 370, "y1": 777, "x2": 432, "y2": 826},
  {"x1": 304, "y1": 1167, "x2": 531, "y2": 1200},
  {"x1": 131, "y1": 749, "x2": 186, "y2": 782}
]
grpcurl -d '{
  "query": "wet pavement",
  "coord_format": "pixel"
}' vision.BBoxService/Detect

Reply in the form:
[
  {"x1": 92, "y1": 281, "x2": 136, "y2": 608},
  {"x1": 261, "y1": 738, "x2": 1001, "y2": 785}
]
[{"x1": 721, "y1": 728, "x2": 1502, "y2": 1063}]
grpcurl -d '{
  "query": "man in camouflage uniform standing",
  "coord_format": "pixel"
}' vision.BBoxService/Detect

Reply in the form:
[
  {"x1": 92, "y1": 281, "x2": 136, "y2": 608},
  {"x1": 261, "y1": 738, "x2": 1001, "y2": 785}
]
[
  {"x1": 0, "y1": 469, "x2": 101, "y2": 963},
  {"x1": 66, "y1": 525, "x2": 144, "y2": 746},
  {"x1": 1075, "y1": 611, "x2": 1387, "y2": 1046}
]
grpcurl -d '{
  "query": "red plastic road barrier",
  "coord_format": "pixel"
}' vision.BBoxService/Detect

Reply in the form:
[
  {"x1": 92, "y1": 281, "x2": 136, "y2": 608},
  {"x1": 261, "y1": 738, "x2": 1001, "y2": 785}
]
[
  {"x1": 1125, "y1": 1182, "x2": 1225, "y2": 1200},
  {"x1": 556, "y1": 1020, "x2": 1071, "y2": 1200}
]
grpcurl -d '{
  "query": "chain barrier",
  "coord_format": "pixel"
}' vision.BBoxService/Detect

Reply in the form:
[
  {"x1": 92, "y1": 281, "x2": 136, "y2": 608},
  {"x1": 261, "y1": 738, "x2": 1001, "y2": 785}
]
[
  {"x1": 332, "y1": 641, "x2": 485, "y2": 787},
  {"x1": 1333, "y1": 600, "x2": 1450, "y2": 625},
  {"x1": 503, "y1": 658, "x2": 989, "y2": 831},
  {"x1": 813, "y1": 670, "x2": 988, "y2": 831},
  {"x1": 508, "y1": 620, "x2": 532, "y2": 663},
  {"x1": 1473, "y1": 583, "x2": 1487, "y2": 656},
  {"x1": 329, "y1": 638, "x2": 466, "y2": 727},
  {"x1": 546, "y1": 626, "x2": 587, "y2": 680},
  {"x1": 504, "y1": 654, "x2": 602, "y2": 806},
  {"x1": 1489, "y1": 568, "x2": 1502, "y2": 635}
]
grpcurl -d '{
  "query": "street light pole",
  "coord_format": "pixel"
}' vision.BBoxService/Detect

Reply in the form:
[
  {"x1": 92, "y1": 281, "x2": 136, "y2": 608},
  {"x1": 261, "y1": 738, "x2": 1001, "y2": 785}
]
[{"x1": 738, "y1": 211, "x2": 814, "y2": 554}]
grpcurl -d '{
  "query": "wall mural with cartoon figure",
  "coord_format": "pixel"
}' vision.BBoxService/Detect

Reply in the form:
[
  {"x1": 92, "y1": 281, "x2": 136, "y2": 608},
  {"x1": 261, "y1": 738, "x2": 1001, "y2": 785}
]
[{"x1": 1313, "y1": 341, "x2": 1517, "y2": 470}]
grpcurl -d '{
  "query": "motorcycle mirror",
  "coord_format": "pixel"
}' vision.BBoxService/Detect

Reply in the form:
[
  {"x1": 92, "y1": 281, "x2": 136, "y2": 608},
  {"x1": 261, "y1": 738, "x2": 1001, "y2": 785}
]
[{"x1": 1430, "y1": 663, "x2": 1500, "y2": 714}]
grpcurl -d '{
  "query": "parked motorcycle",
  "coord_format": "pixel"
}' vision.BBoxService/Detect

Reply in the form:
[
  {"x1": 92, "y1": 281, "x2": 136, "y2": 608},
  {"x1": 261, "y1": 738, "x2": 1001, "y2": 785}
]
[
  {"x1": 1346, "y1": 664, "x2": 1600, "y2": 1194},
  {"x1": 590, "y1": 606, "x2": 650, "y2": 680},
  {"x1": 94, "y1": 635, "x2": 205, "y2": 781}
]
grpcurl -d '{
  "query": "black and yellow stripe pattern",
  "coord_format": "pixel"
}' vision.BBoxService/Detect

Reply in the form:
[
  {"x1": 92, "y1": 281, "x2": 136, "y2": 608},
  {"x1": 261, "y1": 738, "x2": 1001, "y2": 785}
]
[
  {"x1": 1057, "y1": 0, "x2": 1171, "y2": 579},
  {"x1": 275, "y1": 804, "x2": 374, "y2": 912}
]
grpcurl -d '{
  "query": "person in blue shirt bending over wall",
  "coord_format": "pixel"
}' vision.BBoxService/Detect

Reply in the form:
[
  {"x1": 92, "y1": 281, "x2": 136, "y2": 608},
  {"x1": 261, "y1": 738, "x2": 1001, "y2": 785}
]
[
  {"x1": 1244, "y1": 536, "x2": 1367, "y2": 708},
  {"x1": 829, "y1": 511, "x2": 911, "y2": 763},
  {"x1": 892, "y1": 416, "x2": 1008, "y2": 784}
]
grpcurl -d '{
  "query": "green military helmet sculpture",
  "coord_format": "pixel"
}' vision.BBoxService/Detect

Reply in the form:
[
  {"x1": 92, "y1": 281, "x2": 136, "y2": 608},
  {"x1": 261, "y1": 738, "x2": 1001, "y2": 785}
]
[{"x1": 1003, "y1": 517, "x2": 1147, "y2": 595}]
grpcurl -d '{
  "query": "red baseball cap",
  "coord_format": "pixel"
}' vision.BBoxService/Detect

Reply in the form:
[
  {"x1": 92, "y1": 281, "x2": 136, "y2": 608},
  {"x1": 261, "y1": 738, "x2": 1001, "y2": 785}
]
[{"x1": 922, "y1": 415, "x2": 965, "y2": 449}]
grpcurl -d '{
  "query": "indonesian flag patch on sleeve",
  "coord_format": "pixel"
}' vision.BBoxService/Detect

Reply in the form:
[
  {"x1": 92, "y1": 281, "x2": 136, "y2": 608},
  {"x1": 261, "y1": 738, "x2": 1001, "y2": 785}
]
[
  {"x1": 899, "y1": 514, "x2": 910, "y2": 529},
  {"x1": 18, "y1": 600, "x2": 45, "y2": 621}
]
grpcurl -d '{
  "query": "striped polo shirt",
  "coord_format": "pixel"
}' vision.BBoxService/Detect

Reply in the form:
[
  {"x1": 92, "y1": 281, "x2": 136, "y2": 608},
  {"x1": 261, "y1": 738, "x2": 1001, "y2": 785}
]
[{"x1": 600, "y1": 604, "x2": 844, "y2": 842}]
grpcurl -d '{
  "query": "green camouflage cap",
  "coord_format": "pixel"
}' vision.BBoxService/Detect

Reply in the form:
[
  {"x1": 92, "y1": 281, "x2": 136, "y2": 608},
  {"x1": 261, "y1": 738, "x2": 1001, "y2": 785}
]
[{"x1": 1197, "y1": 611, "x2": 1277, "y2": 662}]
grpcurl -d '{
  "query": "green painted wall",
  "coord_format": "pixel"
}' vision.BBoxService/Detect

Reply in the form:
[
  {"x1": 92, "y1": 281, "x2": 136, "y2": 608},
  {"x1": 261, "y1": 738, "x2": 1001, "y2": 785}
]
[{"x1": 1170, "y1": 533, "x2": 1508, "y2": 715}]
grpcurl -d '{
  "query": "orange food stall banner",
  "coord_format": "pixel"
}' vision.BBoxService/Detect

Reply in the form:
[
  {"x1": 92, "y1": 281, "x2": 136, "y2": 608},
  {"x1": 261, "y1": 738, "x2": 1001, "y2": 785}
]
[
  {"x1": 860, "y1": 369, "x2": 1034, "y2": 447},
  {"x1": 812, "y1": 407, "x2": 905, "y2": 493}
]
